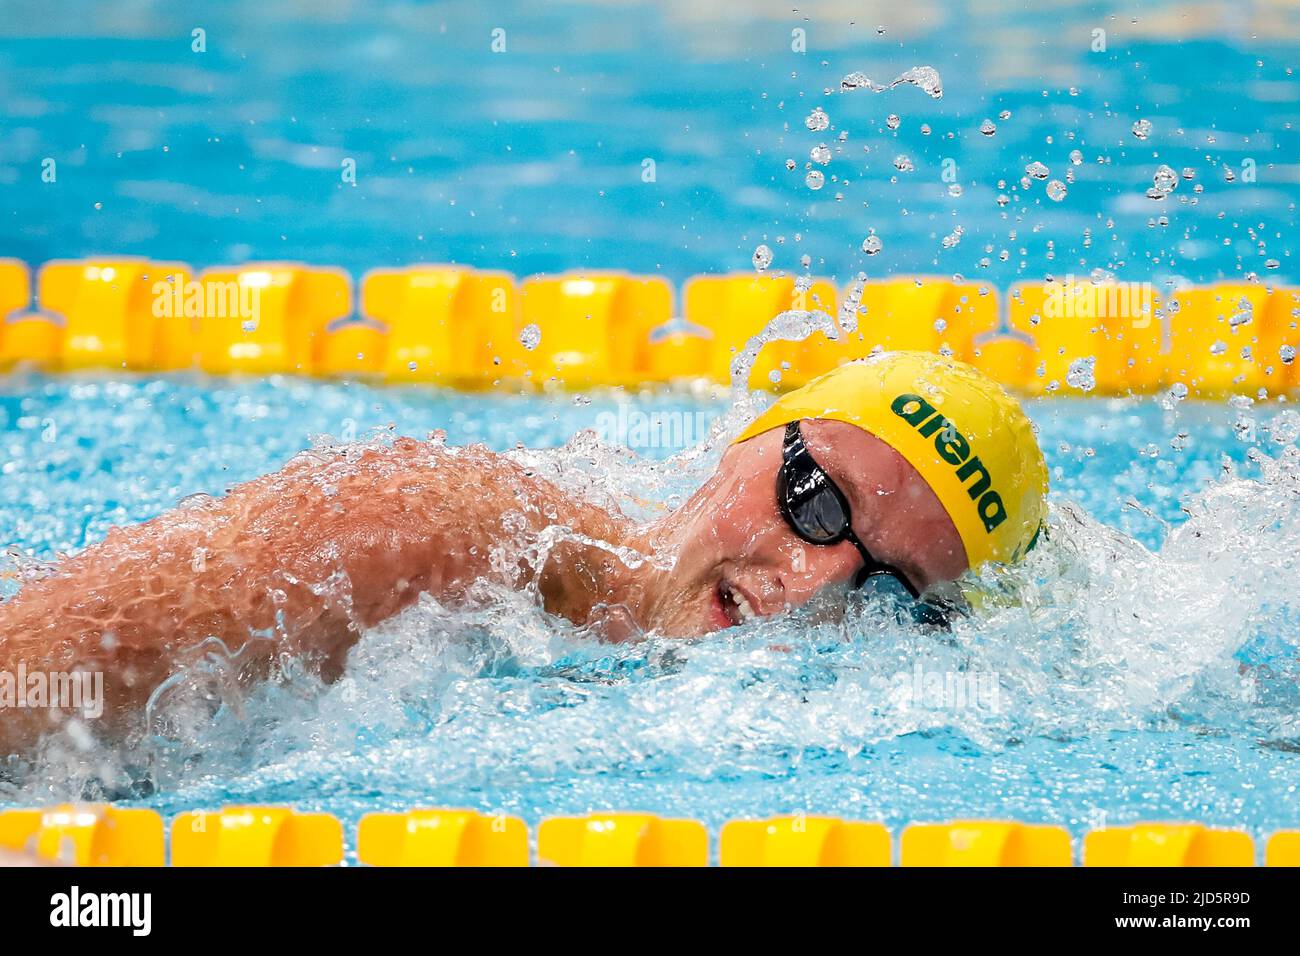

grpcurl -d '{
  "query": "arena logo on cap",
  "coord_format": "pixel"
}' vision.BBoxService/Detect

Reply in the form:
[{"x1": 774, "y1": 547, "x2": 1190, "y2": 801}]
[{"x1": 890, "y1": 393, "x2": 1007, "y2": 532}]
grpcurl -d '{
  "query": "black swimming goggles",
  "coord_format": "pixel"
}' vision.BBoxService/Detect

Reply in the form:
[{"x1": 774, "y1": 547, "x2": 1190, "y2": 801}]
[
  {"x1": 776, "y1": 421, "x2": 956, "y2": 627},
  {"x1": 776, "y1": 420, "x2": 920, "y2": 595}
]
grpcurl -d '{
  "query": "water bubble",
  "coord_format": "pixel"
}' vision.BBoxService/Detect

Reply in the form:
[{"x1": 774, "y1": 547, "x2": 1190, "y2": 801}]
[
  {"x1": 752, "y1": 244, "x2": 773, "y2": 272},
  {"x1": 1282, "y1": 345, "x2": 1297, "y2": 366},
  {"x1": 900, "y1": 66, "x2": 943, "y2": 99},
  {"x1": 947, "y1": 183, "x2": 963, "y2": 197},
  {"x1": 1271, "y1": 409, "x2": 1300, "y2": 443},
  {"x1": 1025, "y1": 161, "x2": 1049, "y2": 180},
  {"x1": 1069, "y1": 149, "x2": 1083, "y2": 165},
  {"x1": 805, "y1": 170, "x2": 825, "y2": 190},
  {"x1": 1066, "y1": 356, "x2": 1096, "y2": 392},
  {"x1": 941, "y1": 225, "x2": 965, "y2": 249},
  {"x1": 785, "y1": 158, "x2": 796, "y2": 171},
  {"x1": 840, "y1": 71, "x2": 871, "y2": 91},
  {"x1": 805, "y1": 107, "x2": 830, "y2": 132},
  {"x1": 979, "y1": 119, "x2": 996, "y2": 136},
  {"x1": 518, "y1": 324, "x2": 541, "y2": 351},
  {"x1": 893, "y1": 155, "x2": 914, "y2": 172},
  {"x1": 996, "y1": 193, "x2": 1010, "y2": 207},
  {"x1": 1147, "y1": 164, "x2": 1178, "y2": 200},
  {"x1": 998, "y1": 110, "x2": 1011, "y2": 120},
  {"x1": 886, "y1": 114, "x2": 901, "y2": 130},
  {"x1": 1046, "y1": 180, "x2": 1067, "y2": 201},
  {"x1": 1131, "y1": 118, "x2": 1153, "y2": 139},
  {"x1": 1181, "y1": 167, "x2": 1196, "y2": 180},
  {"x1": 861, "y1": 234, "x2": 883, "y2": 255},
  {"x1": 810, "y1": 143, "x2": 832, "y2": 165},
  {"x1": 1228, "y1": 298, "x2": 1253, "y2": 328},
  {"x1": 839, "y1": 65, "x2": 942, "y2": 98}
]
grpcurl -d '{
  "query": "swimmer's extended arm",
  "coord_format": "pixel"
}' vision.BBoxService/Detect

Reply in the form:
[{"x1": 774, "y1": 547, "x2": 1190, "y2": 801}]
[{"x1": 0, "y1": 438, "x2": 603, "y2": 751}]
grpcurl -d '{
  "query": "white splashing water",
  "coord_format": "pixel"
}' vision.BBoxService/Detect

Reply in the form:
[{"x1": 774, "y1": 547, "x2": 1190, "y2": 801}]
[{"x1": 840, "y1": 66, "x2": 944, "y2": 99}]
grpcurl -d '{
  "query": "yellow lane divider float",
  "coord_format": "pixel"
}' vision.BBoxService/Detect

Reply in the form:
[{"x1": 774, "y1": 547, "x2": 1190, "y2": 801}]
[
  {"x1": 171, "y1": 806, "x2": 343, "y2": 867},
  {"x1": 0, "y1": 804, "x2": 164, "y2": 866},
  {"x1": 537, "y1": 813, "x2": 708, "y2": 866},
  {"x1": 720, "y1": 814, "x2": 891, "y2": 866},
  {"x1": 901, "y1": 820, "x2": 1072, "y2": 866},
  {"x1": 358, "y1": 809, "x2": 528, "y2": 866},
  {"x1": 0, "y1": 806, "x2": 1295, "y2": 866},
  {"x1": 0, "y1": 257, "x2": 1297, "y2": 397},
  {"x1": 1265, "y1": 831, "x2": 1300, "y2": 866},
  {"x1": 1084, "y1": 823, "x2": 1255, "y2": 866}
]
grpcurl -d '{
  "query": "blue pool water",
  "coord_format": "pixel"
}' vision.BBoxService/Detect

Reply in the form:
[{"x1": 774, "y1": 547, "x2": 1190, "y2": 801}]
[
  {"x1": 0, "y1": 0, "x2": 1296, "y2": 287},
  {"x1": 1, "y1": 0, "x2": 1299, "y2": 861},
  {"x1": 1, "y1": 374, "x2": 1298, "y2": 861}
]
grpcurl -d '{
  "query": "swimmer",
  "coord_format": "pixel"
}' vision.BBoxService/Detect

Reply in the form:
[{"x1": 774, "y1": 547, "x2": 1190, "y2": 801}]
[{"x1": 0, "y1": 350, "x2": 1047, "y2": 752}]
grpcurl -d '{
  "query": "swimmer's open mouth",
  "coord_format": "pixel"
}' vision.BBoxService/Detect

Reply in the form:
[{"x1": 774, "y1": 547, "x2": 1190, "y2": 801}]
[{"x1": 715, "y1": 580, "x2": 759, "y2": 628}]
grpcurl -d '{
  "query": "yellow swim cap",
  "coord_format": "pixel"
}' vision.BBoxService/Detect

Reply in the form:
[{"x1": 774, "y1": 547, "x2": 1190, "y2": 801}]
[{"x1": 733, "y1": 350, "x2": 1048, "y2": 569}]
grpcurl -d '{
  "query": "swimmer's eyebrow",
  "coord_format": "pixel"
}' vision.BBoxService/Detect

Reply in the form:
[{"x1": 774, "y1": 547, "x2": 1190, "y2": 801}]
[{"x1": 824, "y1": 454, "x2": 930, "y2": 591}]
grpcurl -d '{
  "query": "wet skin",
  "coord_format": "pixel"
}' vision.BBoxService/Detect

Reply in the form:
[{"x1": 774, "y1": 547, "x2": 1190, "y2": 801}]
[{"x1": 0, "y1": 421, "x2": 965, "y2": 751}]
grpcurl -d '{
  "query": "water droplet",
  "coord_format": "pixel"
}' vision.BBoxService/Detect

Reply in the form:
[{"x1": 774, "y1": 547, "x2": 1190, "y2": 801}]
[
  {"x1": 785, "y1": 158, "x2": 796, "y2": 171},
  {"x1": 1066, "y1": 356, "x2": 1096, "y2": 392},
  {"x1": 1131, "y1": 118, "x2": 1153, "y2": 139},
  {"x1": 1069, "y1": 149, "x2": 1083, "y2": 165},
  {"x1": 1047, "y1": 180, "x2": 1067, "y2": 201},
  {"x1": 1025, "y1": 161, "x2": 1049, "y2": 180},
  {"x1": 810, "y1": 143, "x2": 832, "y2": 165},
  {"x1": 886, "y1": 114, "x2": 900, "y2": 130},
  {"x1": 861, "y1": 234, "x2": 883, "y2": 255},
  {"x1": 1271, "y1": 409, "x2": 1300, "y2": 443},
  {"x1": 839, "y1": 65, "x2": 942, "y2": 99},
  {"x1": 519, "y1": 324, "x2": 541, "y2": 350},
  {"x1": 947, "y1": 183, "x2": 963, "y2": 197},
  {"x1": 1228, "y1": 298, "x2": 1253, "y2": 328},
  {"x1": 805, "y1": 107, "x2": 830, "y2": 132},
  {"x1": 893, "y1": 154, "x2": 914, "y2": 172},
  {"x1": 1148, "y1": 164, "x2": 1178, "y2": 200},
  {"x1": 1280, "y1": 344, "x2": 1296, "y2": 365},
  {"x1": 998, "y1": 110, "x2": 1011, "y2": 120},
  {"x1": 805, "y1": 170, "x2": 825, "y2": 190},
  {"x1": 979, "y1": 119, "x2": 996, "y2": 136}
]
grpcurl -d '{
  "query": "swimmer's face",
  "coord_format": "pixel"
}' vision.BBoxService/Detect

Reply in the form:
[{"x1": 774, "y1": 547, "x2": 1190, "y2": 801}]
[{"x1": 650, "y1": 419, "x2": 968, "y2": 636}]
